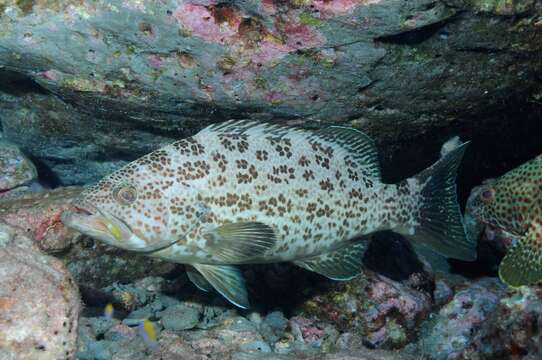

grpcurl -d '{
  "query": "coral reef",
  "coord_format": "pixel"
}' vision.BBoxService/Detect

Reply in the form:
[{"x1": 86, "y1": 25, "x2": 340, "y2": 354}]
[{"x1": 0, "y1": 222, "x2": 81, "y2": 360}]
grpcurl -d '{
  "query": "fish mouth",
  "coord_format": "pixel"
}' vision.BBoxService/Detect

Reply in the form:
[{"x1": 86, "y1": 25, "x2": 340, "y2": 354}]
[
  {"x1": 61, "y1": 202, "x2": 182, "y2": 253},
  {"x1": 60, "y1": 201, "x2": 134, "y2": 249}
]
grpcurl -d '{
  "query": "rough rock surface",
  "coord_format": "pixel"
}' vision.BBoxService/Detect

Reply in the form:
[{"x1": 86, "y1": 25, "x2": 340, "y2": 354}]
[
  {"x1": 466, "y1": 285, "x2": 542, "y2": 359},
  {"x1": 412, "y1": 277, "x2": 506, "y2": 359},
  {"x1": 292, "y1": 269, "x2": 434, "y2": 350},
  {"x1": 0, "y1": 0, "x2": 540, "y2": 184},
  {"x1": 0, "y1": 186, "x2": 82, "y2": 252},
  {"x1": 76, "y1": 274, "x2": 421, "y2": 360},
  {"x1": 0, "y1": 140, "x2": 37, "y2": 192},
  {"x1": 0, "y1": 222, "x2": 80, "y2": 360}
]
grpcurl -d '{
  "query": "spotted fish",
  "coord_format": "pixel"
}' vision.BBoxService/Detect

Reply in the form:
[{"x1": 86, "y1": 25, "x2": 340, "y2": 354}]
[
  {"x1": 61, "y1": 121, "x2": 476, "y2": 308},
  {"x1": 468, "y1": 154, "x2": 542, "y2": 287}
]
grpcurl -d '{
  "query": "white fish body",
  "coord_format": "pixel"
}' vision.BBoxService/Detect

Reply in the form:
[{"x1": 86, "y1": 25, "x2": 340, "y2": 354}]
[{"x1": 62, "y1": 121, "x2": 476, "y2": 308}]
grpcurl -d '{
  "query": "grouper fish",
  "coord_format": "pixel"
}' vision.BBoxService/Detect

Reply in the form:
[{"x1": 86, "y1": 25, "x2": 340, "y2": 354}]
[
  {"x1": 468, "y1": 153, "x2": 542, "y2": 288},
  {"x1": 61, "y1": 120, "x2": 476, "y2": 308}
]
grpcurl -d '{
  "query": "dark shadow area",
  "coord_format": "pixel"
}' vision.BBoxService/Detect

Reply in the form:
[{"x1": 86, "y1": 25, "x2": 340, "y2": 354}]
[
  {"x1": 0, "y1": 69, "x2": 48, "y2": 96},
  {"x1": 363, "y1": 231, "x2": 424, "y2": 281},
  {"x1": 28, "y1": 155, "x2": 62, "y2": 188},
  {"x1": 244, "y1": 262, "x2": 337, "y2": 315},
  {"x1": 449, "y1": 240, "x2": 503, "y2": 278},
  {"x1": 379, "y1": 103, "x2": 542, "y2": 209},
  {"x1": 374, "y1": 19, "x2": 453, "y2": 45}
]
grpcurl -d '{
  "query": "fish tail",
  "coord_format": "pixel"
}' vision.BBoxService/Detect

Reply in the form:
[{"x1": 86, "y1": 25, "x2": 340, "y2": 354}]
[{"x1": 405, "y1": 141, "x2": 477, "y2": 261}]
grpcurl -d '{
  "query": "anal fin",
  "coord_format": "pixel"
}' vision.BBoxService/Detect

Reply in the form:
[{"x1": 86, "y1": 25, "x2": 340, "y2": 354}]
[
  {"x1": 499, "y1": 222, "x2": 542, "y2": 287},
  {"x1": 411, "y1": 243, "x2": 451, "y2": 273},
  {"x1": 294, "y1": 242, "x2": 367, "y2": 280},
  {"x1": 186, "y1": 265, "x2": 213, "y2": 292},
  {"x1": 193, "y1": 263, "x2": 250, "y2": 309}
]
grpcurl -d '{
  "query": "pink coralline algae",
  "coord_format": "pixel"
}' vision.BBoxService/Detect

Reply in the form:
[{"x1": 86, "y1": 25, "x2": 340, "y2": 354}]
[
  {"x1": 290, "y1": 316, "x2": 326, "y2": 344},
  {"x1": 283, "y1": 21, "x2": 326, "y2": 49},
  {"x1": 174, "y1": 3, "x2": 326, "y2": 65},
  {"x1": 147, "y1": 54, "x2": 163, "y2": 69},
  {"x1": 174, "y1": 3, "x2": 242, "y2": 44},
  {"x1": 367, "y1": 275, "x2": 430, "y2": 322},
  {"x1": 264, "y1": 90, "x2": 287, "y2": 103},
  {"x1": 260, "y1": 0, "x2": 278, "y2": 15},
  {"x1": 311, "y1": 0, "x2": 382, "y2": 18},
  {"x1": 296, "y1": 270, "x2": 433, "y2": 349},
  {"x1": 0, "y1": 187, "x2": 82, "y2": 253}
]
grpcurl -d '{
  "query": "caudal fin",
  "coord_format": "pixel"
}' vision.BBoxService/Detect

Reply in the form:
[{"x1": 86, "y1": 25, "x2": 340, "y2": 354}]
[{"x1": 410, "y1": 142, "x2": 477, "y2": 261}]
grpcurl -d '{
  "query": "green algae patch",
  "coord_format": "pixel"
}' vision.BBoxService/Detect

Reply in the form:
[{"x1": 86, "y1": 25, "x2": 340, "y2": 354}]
[
  {"x1": 473, "y1": 0, "x2": 536, "y2": 15},
  {"x1": 11, "y1": 0, "x2": 90, "y2": 16},
  {"x1": 62, "y1": 77, "x2": 100, "y2": 92},
  {"x1": 16, "y1": 0, "x2": 34, "y2": 15},
  {"x1": 299, "y1": 12, "x2": 322, "y2": 26}
]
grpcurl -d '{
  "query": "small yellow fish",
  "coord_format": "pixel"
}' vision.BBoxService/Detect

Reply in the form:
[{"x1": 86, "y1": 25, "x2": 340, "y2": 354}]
[
  {"x1": 103, "y1": 303, "x2": 114, "y2": 321},
  {"x1": 138, "y1": 319, "x2": 158, "y2": 350}
]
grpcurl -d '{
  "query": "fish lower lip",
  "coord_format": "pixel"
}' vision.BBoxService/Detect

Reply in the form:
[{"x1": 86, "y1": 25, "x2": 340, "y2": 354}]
[{"x1": 73, "y1": 205, "x2": 93, "y2": 216}]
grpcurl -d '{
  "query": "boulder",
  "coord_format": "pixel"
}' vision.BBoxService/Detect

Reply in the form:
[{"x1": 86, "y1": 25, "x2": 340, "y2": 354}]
[
  {"x1": 0, "y1": 222, "x2": 81, "y2": 360},
  {"x1": 0, "y1": 140, "x2": 37, "y2": 192},
  {"x1": 0, "y1": 0, "x2": 540, "y2": 184}
]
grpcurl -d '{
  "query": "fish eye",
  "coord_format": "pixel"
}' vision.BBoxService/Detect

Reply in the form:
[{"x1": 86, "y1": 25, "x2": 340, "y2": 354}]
[
  {"x1": 480, "y1": 188, "x2": 495, "y2": 202},
  {"x1": 114, "y1": 184, "x2": 137, "y2": 205}
]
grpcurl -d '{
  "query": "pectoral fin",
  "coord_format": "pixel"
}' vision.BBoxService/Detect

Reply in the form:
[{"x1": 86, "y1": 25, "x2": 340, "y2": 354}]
[
  {"x1": 499, "y1": 222, "x2": 542, "y2": 287},
  {"x1": 193, "y1": 263, "x2": 250, "y2": 309},
  {"x1": 203, "y1": 222, "x2": 276, "y2": 262},
  {"x1": 294, "y1": 242, "x2": 367, "y2": 280},
  {"x1": 186, "y1": 265, "x2": 213, "y2": 292}
]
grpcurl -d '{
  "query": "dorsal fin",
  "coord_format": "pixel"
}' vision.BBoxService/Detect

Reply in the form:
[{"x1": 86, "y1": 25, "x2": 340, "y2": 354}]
[
  {"x1": 313, "y1": 126, "x2": 381, "y2": 180},
  {"x1": 205, "y1": 120, "x2": 305, "y2": 138},
  {"x1": 204, "y1": 121, "x2": 381, "y2": 179}
]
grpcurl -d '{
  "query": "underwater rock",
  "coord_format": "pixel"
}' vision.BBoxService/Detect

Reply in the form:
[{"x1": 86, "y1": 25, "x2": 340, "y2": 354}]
[
  {"x1": 0, "y1": 0, "x2": 540, "y2": 184},
  {"x1": 466, "y1": 285, "x2": 542, "y2": 358},
  {"x1": 260, "y1": 311, "x2": 289, "y2": 345},
  {"x1": 74, "y1": 272, "x2": 428, "y2": 359},
  {"x1": 295, "y1": 269, "x2": 433, "y2": 349},
  {"x1": 65, "y1": 238, "x2": 178, "y2": 290},
  {"x1": 0, "y1": 222, "x2": 80, "y2": 360},
  {"x1": 0, "y1": 186, "x2": 82, "y2": 252},
  {"x1": 157, "y1": 304, "x2": 202, "y2": 331},
  {"x1": 0, "y1": 140, "x2": 37, "y2": 192},
  {"x1": 414, "y1": 277, "x2": 506, "y2": 359}
]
